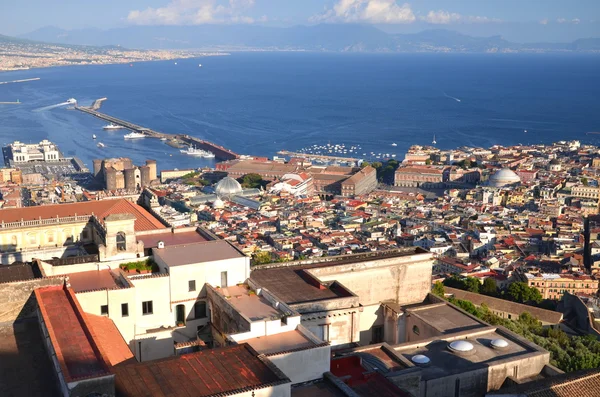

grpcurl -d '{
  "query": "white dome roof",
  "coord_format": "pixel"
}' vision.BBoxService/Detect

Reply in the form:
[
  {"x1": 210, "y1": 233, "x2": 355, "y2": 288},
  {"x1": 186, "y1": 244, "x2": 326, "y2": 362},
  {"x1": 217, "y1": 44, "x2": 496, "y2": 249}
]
[
  {"x1": 448, "y1": 340, "x2": 474, "y2": 353},
  {"x1": 490, "y1": 339, "x2": 509, "y2": 349},
  {"x1": 411, "y1": 354, "x2": 431, "y2": 365},
  {"x1": 212, "y1": 198, "x2": 225, "y2": 209},
  {"x1": 489, "y1": 168, "x2": 521, "y2": 187},
  {"x1": 215, "y1": 177, "x2": 242, "y2": 197}
]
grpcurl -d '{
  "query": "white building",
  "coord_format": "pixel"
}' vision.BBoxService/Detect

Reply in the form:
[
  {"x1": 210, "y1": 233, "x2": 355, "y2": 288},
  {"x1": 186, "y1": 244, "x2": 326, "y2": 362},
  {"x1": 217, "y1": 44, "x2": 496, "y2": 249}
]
[{"x1": 9, "y1": 139, "x2": 61, "y2": 163}]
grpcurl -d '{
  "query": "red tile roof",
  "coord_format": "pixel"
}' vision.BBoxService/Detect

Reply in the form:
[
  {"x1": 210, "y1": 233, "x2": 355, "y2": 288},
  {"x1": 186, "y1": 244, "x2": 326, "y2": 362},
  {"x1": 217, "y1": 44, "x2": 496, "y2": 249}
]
[
  {"x1": 86, "y1": 314, "x2": 134, "y2": 367},
  {"x1": 0, "y1": 199, "x2": 165, "y2": 232},
  {"x1": 34, "y1": 285, "x2": 111, "y2": 382},
  {"x1": 113, "y1": 344, "x2": 289, "y2": 397}
]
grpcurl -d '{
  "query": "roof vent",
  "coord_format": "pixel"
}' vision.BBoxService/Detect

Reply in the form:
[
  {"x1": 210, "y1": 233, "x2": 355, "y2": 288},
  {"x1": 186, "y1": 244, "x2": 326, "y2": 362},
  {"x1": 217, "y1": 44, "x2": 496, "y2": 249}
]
[
  {"x1": 157, "y1": 241, "x2": 165, "y2": 249},
  {"x1": 448, "y1": 340, "x2": 474, "y2": 354},
  {"x1": 411, "y1": 354, "x2": 430, "y2": 366},
  {"x1": 490, "y1": 339, "x2": 509, "y2": 350}
]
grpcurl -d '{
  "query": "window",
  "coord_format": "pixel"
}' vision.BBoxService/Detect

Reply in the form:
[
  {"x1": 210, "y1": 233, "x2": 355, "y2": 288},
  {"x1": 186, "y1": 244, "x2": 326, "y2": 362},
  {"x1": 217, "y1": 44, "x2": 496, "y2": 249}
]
[
  {"x1": 101, "y1": 305, "x2": 109, "y2": 316},
  {"x1": 413, "y1": 325, "x2": 420, "y2": 335},
  {"x1": 116, "y1": 232, "x2": 127, "y2": 251},
  {"x1": 221, "y1": 271, "x2": 228, "y2": 287},
  {"x1": 189, "y1": 280, "x2": 196, "y2": 292},
  {"x1": 372, "y1": 325, "x2": 384, "y2": 344},
  {"x1": 121, "y1": 303, "x2": 129, "y2": 317},
  {"x1": 194, "y1": 301, "x2": 207, "y2": 319},
  {"x1": 142, "y1": 301, "x2": 153, "y2": 315}
]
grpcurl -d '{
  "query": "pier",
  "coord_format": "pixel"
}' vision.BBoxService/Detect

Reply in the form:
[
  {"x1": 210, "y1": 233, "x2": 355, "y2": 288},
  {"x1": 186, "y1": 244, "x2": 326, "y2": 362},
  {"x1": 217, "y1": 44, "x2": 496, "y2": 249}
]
[
  {"x1": 0, "y1": 77, "x2": 40, "y2": 85},
  {"x1": 75, "y1": 99, "x2": 239, "y2": 161},
  {"x1": 277, "y1": 150, "x2": 360, "y2": 163}
]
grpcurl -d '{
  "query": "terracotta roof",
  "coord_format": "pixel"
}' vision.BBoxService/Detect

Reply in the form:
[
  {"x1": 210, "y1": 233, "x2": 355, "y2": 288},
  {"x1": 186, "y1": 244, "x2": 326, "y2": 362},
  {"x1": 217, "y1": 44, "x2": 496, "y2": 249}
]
[
  {"x1": 490, "y1": 368, "x2": 600, "y2": 397},
  {"x1": 34, "y1": 286, "x2": 111, "y2": 382},
  {"x1": 0, "y1": 199, "x2": 165, "y2": 232},
  {"x1": 85, "y1": 314, "x2": 134, "y2": 367},
  {"x1": 446, "y1": 287, "x2": 563, "y2": 324},
  {"x1": 113, "y1": 344, "x2": 289, "y2": 397}
]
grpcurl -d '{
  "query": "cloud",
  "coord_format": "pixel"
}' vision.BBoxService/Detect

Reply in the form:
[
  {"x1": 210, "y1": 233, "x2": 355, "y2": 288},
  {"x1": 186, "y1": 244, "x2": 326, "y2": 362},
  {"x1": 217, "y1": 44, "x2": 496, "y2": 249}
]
[
  {"x1": 421, "y1": 10, "x2": 500, "y2": 24},
  {"x1": 310, "y1": 0, "x2": 416, "y2": 24},
  {"x1": 127, "y1": 0, "x2": 257, "y2": 25}
]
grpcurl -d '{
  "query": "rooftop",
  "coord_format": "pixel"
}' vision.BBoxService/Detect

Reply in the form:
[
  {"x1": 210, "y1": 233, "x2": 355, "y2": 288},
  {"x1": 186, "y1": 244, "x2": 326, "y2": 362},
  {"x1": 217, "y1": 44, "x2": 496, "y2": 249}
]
[
  {"x1": 152, "y1": 239, "x2": 245, "y2": 267},
  {"x1": 244, "y1": 329, "x2": 317, "y2": 355},
  {"x1": 67, "y1": 269, "x2": 123, "y2": 292},
  {"x1": 217, "y1": 285, "x2": 283, "y2": 322},
  {"x1": 0, "y1": 262, "x2": 35, "y2": 283},
  {"x1": 113, "y1": 344, "x2": 290, "y2": 397},
  {"x1": 85, "y1": 314, "x2": 135, "y2": 367},
  {"x1": 0, "y1": 199, "x2": 165, "y2": 232},
  {"x1": 407, "y1": 303, "x2": 487, "y2": 334},
  {"x1": 34, "y1": 285, "x2": 110, "y2": 382},
  {"x1": 393, "y1": 328, "x2": 538, "y2": 381},
  {"x1": 136, "y1": 230, "x2": 208, "y2": 249}
]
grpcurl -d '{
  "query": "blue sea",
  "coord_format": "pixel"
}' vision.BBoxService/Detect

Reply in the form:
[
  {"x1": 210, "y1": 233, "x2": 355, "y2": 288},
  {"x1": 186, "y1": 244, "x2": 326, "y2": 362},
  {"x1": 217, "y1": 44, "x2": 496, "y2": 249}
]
[{"x1": 0, "y1": 52, "x2": 599, "y2": 171}]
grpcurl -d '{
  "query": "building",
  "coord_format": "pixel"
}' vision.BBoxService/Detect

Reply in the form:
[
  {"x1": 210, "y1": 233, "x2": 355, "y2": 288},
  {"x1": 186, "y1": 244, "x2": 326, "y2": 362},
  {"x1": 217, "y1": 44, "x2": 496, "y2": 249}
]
[
  {"x1": 395, "y1": 166, "x2": 447, "y2": 188},
  {"x1": 159, "y1": 168, "x2": 196, "y2": 183},
  {"x1": 488, "y1": 168, "x2": 521, "y2": 188},
  {"x1": 341, "y1": 165, "x2": 377, "y2": 197},
  {"x1": 94, "y1": 158, "x2": 158, "y2": 191},
  {"x1": 523, "y1": 272, "x2": 599, "y2": 300},
  {"x1": 269, "y1": 172, "x2": 314, "y2": 197},
  {"x1": 7, "y1": 140, "x2": 61, "y2": 163}
]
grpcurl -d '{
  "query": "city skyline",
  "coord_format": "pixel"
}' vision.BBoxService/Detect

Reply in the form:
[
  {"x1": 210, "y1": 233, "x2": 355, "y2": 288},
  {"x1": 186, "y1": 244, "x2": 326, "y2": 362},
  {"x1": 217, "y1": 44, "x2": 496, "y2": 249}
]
[{"x1": 2, "y1": 0, "x2": 600, "y2": 42}]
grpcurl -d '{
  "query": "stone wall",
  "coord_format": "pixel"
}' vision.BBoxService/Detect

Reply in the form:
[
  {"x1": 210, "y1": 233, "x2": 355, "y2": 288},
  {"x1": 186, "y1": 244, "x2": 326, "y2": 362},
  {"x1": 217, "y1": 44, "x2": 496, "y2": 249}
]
[{"x1": 0, "y1": 278, "x2": 64, "y2": 323}]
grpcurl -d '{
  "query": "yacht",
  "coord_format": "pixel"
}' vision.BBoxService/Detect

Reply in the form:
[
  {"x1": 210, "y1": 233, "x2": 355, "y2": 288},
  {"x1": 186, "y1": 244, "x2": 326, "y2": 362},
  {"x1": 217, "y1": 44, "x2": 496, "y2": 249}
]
[
  {"x1": 92, "y1": 134, "x2": 97, "y2": 140},
  {"x1": 180, "y1": 146, "x2": 215, "y2": 158},
  {"x1": 124, "y1": 132, "x2": 146, "y2": 139},
  {"x1": 97, "y1": 142, "x2": 105, "y2": 148},
  {"x1": 103, "y1": 123, "x2": 125, "y2": 130},
  {"x1": 432, "y1": 135, "x2": 437, "y2": 145}
]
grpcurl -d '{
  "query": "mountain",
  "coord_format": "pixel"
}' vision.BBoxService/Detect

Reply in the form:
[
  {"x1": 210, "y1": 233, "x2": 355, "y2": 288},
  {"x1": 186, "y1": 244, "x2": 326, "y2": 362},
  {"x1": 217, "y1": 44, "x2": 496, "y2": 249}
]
[{"x1": 17, "y1": 24, "x2": 600, "y2": 53}]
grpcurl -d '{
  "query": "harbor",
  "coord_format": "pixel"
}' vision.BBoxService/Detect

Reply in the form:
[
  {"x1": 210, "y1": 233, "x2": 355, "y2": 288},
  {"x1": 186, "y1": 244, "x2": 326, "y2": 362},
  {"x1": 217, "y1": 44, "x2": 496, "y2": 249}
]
[{"x1": 74, "y1": 98, "x2": 239, "y2": 161}]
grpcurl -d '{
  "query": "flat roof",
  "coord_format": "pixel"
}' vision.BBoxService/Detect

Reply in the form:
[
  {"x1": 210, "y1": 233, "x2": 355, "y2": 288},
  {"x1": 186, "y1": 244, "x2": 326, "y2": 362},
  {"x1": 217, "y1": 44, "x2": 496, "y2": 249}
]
[
  {"x1": 153, "y1": 240, "x2": 245, "y2": 267},
  {"x1": 137, "y1": 230, "x2": 208, "y2": 249},
  {"x1": 291, "y1": 380, "x2": 347, "y2": 397},
  {"x1": 218, "y1": 285, "x2": 282, "y2": 322},
  {"x1": 0, "y1": 263, "x2": 35, "y2": 283},
  {"x1": 245, "y1": 330, "x2": 317, "y2": 355},
  {"x1": 408, "y1": 303, "x2": 487, "y2": 334},
  {"x1": 394, "y1": 329, "x2": 536, "y2": 380},
  {"x1": 113, "y1": 344, "x2": 289, "y2": 397},
  {"x1": 35, "y1": 286, "x2": 110, "y2": 382},
  {"x1": 67, "y1": 269, "x2": 121, "y2": 292},
  {"x1": 0, "y1": 321, "x2": 59, "y2": 397}
]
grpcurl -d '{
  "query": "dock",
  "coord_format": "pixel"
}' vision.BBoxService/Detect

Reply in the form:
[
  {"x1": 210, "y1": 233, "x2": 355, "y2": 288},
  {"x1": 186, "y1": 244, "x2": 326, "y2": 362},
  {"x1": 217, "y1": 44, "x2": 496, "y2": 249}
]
[
  {"x1": 0, "y1": 77, "x2": 40, "y2": 85},
  {"x1": 75, "y1": 99, "x2": 239, "y2": 161},
  {"x1": 277, "y1": 150, "x2": 360, "y2": 163}
]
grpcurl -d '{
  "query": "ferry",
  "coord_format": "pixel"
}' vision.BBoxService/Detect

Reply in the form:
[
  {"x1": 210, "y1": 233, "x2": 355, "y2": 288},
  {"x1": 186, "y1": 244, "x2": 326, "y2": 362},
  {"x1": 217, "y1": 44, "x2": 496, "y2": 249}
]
[
  {"x1": 124, "y1": 132, "x2": 146, "y2": 139},
  {"x1": 180, "y1": 146, "x2": 215, "y2": 158},
  {"x1": 97, "y1": 142, "x2": 105, "y2": 148},
  {"x1": 103, "y1": 123, "x2": 125, "y2": 130}
]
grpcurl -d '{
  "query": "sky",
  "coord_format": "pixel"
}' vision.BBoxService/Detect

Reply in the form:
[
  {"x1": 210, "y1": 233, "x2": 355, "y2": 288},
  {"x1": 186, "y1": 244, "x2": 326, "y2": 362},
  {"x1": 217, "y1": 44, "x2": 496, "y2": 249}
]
[{"x1": 2, "y1": 0, "x2": 599, "y2": 42}]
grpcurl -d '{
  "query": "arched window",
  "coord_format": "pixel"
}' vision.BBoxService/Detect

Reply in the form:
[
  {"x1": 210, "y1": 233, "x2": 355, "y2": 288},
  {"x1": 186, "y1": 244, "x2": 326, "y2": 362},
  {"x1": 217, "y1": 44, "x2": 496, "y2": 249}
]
[{"x1": 116, "y1": 232, "x2": 126, "y2": 251}]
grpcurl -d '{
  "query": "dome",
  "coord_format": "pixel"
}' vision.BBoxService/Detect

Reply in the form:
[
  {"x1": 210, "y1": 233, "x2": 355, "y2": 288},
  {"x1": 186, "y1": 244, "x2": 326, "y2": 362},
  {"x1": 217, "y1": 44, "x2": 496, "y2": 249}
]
[
  {"x1": 215, "y1": 177, "x2": 242, "y2": 198},
  {"x1": 489, "y1": 168, "x2": 521, "y2": 188},
  {"x1": 212, "y1": 198, "x2": 225, "y2": 209},
  {"x1": 448, "y1": 340, "x2": 474, "y2": 353},
  {"x1": 411, "y1": 354, "x2": 431, "y2": 366},
  {"x1": 490, "y1": 339, "x2": 509, "y2": 349}
]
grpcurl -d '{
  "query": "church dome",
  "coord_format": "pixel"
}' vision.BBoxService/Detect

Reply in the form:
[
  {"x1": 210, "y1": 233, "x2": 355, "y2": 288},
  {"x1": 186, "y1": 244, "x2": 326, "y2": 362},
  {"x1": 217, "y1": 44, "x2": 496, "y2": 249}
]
[
  {"x1": 489, "y1": 168, "x2": 521, "y2": 188},
  {"x1": 212, "y1": 197, "x2": 225, "y2": 209},
  {"x1": 215, "y1": 177, "x2": 242, "y2": 198}
]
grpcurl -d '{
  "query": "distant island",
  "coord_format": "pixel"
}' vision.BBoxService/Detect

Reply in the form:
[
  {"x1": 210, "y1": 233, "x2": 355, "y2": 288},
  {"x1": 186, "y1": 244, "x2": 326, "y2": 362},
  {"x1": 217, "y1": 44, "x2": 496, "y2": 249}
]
[
  {"x1": 13, "y1": 24, "x2": 600, "y2": 54},
  {"x1": 0, "y1": 34, "x2": 228, "y2": 72}
]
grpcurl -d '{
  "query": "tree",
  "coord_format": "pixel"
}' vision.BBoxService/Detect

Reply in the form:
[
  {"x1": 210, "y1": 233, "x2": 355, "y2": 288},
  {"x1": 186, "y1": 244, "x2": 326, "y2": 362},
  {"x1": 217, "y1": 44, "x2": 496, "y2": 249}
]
[
  {"x1": 425, "y1": 159, "x2": 432, "y2": 165},
  {"x1": 507, "y1": 282, "x2": 543, "y2": 304},
  {"x1": 582, "y1": 177, "x2": 589, "y2": 186},
  {"x1": 480, "y1": 278, "x2": 498, "y2": 296},
  {"x1": 432, "y1": 282, "x2": 445, "y2": 297},
  {"x1": 239, "y1": 173, "x2": 265, "y2": 189},
  {"x1": 251, "y1": 251, "x2": 272, "y2": 266},
  {"x1": 360, "y1": 161, "x2": 370, "y2": 168},
  {"x1": 443, "y1": 275, "x2": 480, "y2": 293}
]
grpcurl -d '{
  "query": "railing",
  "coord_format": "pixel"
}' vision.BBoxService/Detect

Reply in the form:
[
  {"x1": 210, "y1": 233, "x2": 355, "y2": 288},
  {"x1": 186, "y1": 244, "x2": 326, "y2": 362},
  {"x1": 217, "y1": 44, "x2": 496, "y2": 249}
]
[
  {"x1": 0, "y1": 215, "x2": 91, "y2": 230},
  {"x1": 46, "y1": 254, "x2": 99, "y2": 266}
]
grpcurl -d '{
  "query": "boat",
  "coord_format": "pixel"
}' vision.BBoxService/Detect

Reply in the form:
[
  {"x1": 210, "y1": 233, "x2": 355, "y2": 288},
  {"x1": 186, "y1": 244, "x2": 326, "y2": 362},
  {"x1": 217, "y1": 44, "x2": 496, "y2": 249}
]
[
  {"x1": 160, "y1": 137, "x2": 167, "y2": 141},
  {"x1": 124, "y1": 132, "x2": 146, "y2": 139},
  {"x1": 391, "y1": 143, "x2": 397, "y2": 146},
  {"x1": 103, "y1": 123, "x2": 125, "y2": 130},
  {"x1": 198, "y1": 64, "x2": 202, "y2": 68},
  {"x1": 66, "y1": 98, "x2": 77, "y2": 104},
  {"x1": 432, "y1": 135, "x2": 437, "y2": 145},
  {"x1": 180, "y1": 146, "x2": 215, "y2": 158},
  {"x1": 97, "y1": 142, "x2": 105, "y2": 148},
  {"x1": 92, "y1": 134, "x2": 97, "y2": 139}
]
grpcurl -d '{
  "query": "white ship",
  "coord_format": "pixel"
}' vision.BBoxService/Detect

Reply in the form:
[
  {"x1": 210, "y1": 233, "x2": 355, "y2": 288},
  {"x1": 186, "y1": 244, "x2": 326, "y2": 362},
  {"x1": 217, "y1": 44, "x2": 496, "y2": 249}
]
[
  {"x1": 180, "y1": 146, "x2": 215, "y2": 158},
  {"x1": 97, "y1": 142, "x2": 105, "y2": 148},
  {"x1": 66, "y1": 98, "x2": 77, "y2": 104},
  {"x1": 391, "y1": 143, "x2": 397, "y2": 146},
  {"x1": 103, "y1": 123, "x2": 125, "y2": 130},
  {"x1": 124, "y1": 132, "x2": 146, "y2": 139},
  {"x1": 92, "y1": 134, "x2": 97, "y2": 139}
]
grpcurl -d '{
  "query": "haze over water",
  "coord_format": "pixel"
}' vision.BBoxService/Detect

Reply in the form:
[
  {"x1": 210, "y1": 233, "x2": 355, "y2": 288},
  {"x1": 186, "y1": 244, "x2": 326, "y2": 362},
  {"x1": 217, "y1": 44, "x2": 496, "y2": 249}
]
[{"x1": 0, "y1": 52, "x2": 599, "y2": 171}]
